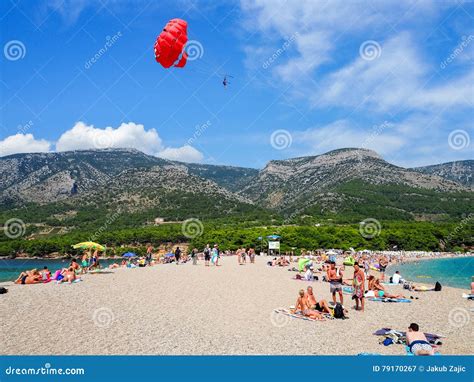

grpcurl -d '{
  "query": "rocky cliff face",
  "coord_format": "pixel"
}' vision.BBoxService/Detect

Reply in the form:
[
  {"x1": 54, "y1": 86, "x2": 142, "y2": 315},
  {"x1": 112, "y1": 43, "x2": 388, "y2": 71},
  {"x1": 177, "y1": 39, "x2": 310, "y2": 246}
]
[
  {"x1": 413, "y1": 160, "x2": 473, "y2": 188},
  {"x1": 239, "y1": 148, "x2": 465, "y2": 210},
  {"x1": 1, "y1": 148, "x2": 471, "y2": 222}
]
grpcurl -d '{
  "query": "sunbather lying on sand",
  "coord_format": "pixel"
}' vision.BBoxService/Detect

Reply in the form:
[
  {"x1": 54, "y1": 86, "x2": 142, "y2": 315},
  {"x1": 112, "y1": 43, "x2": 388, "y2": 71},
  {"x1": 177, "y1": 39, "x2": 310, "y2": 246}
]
[
  {"x1": 406, "y1": 323, "x2": 434, "y2": 355},
  {"x1": 14, "y1": 269, "x2": 42, "y2": 285},
  {"x1": 368, "y1": 276, "x2": 406, "y2": 298},
  {"x1": 294, "y1": 289, "x2": 324, "y2": 320},
  {"x1": 305, "y1": 286, "x2": 331, "y2": 314},
  {"x1": 57, "y1": 267, "x2": 78, "y2": 284}
]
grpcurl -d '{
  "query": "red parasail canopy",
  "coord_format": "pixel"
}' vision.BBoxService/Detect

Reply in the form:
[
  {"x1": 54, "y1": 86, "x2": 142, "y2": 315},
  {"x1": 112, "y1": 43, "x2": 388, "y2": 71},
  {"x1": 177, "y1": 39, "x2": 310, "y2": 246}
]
[{"x1": 154, "y1": 18, "x2": 188, "y2": 68}]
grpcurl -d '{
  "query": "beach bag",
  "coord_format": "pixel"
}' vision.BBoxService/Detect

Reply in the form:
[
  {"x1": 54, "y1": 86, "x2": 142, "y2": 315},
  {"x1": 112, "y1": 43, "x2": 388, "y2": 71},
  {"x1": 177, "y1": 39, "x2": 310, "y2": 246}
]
[
  {"x1": 333, "y1": 303, "x2": 344, "y2": 319},
  {"x1": 434, "y1": 282, "x2": 442, "y2": 292},
  {"x1": 403, "y1": 281, "x2": 411, "y2": 290},
  {"x1": 0, "y1": 287, "x2": 7, "y2": 294}
]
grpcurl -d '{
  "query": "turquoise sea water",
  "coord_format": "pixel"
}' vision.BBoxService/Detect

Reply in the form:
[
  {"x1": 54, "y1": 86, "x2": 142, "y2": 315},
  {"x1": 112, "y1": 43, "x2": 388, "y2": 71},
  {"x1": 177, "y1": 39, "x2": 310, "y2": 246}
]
[
  {"x1": 0, "y1": 258, "x2": 118, "y2": 283},
  {"x1": 387, "y1": 256, "x2": 474, "y2": 290}
]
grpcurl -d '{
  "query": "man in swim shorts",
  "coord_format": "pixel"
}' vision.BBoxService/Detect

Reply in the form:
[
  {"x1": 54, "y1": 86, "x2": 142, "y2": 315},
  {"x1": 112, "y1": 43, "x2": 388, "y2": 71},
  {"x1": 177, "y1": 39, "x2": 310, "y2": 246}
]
[
  {"x1": 305, "y1": 286, "x2": 331, "y2": 314},
  {"x1": 327, "y1": 261, "x2": 343, "y2": 305},
  {"x1": 406, "y1": 323, "x2": 434, "y2": 355}
]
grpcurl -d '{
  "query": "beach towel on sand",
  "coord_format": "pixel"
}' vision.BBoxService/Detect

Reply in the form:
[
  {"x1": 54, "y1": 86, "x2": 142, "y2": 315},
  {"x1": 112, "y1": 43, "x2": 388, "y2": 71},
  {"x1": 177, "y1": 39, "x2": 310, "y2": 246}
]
[
  {"x1": 405, "y1": 345, "x2": 441, "y2": 356},
  {"x1": 368, "y1": 297, "x2": 411, "y2": 303},
  {"x1": 373, "y1": 328, "x2": 443, "y2": 341},
  {"x1": 273, "y1": 308, "x2": 333, "y2": 322}
]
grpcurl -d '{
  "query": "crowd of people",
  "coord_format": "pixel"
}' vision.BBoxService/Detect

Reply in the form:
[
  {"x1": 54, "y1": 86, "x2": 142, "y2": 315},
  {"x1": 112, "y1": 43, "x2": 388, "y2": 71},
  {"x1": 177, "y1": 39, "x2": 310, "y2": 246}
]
[{"x1": 11, "y1": 244, "x2": 468, "y2": 356}]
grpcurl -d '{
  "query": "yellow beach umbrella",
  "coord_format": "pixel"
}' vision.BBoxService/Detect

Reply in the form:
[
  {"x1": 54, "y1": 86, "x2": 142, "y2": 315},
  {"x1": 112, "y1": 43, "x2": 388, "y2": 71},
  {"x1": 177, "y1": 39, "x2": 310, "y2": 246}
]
[{"x1": 72, "y1": 242, "x2": 105, "y2": 251}]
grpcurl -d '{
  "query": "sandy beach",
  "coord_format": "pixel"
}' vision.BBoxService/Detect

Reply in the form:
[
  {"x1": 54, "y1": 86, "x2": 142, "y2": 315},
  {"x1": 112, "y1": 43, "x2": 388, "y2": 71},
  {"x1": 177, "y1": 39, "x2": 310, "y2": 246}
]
[{"x1": 1, "y1": 257, "x2": 472, "y2": 355}]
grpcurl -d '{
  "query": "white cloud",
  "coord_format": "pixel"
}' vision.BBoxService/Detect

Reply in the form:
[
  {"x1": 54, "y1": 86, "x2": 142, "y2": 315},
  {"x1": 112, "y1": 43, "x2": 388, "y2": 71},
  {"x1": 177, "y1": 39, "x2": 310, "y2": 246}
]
[
  {"x1": 293, "y1": 120, "x2": 406, "y2": 157},
  {"x1": 241, "y1": 0, "x2": 471, "y2": 113},
  {"x1": 56, "y1": 121, "x2": 163, "y2": 153},
  {"x1": 1, "y1": 122, "x2": 204, "y2": 163},
  {"x1": 0, "y1": 134, "x2": 51, "y2": 157},
  {"x1": 157, "y1": 145, "x2": 204, "y2": 163},
  {"x1": 242, "y1": 0, "x2": 444, "y2": 80}
]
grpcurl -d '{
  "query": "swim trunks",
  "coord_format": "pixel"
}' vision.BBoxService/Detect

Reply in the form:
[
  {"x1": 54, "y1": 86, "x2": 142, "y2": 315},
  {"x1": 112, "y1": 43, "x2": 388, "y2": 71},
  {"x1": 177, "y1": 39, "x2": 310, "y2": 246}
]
[
  {"x1": 314, "y1": 303, "x2": 323, "y2": 312},
  {"x1": 330, "y1": 282, "x2": 342, "y2": 293},
  {"x1": 410, "y1": 340, "x2": 432, "y2": 354}
]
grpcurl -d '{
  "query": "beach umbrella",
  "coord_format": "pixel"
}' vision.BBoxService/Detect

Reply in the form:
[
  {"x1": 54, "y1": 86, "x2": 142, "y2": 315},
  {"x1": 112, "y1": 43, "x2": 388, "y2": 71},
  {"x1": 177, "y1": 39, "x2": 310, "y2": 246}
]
[
  {"x1": 122, "y1": 252, "x2": 137, "y2": 258},
  {"x1": 165, "y1": 253, "x2": 174, "y2": 258},
  {"x1": 72, "y1": 242, "x2": 105, "y2": 251}
]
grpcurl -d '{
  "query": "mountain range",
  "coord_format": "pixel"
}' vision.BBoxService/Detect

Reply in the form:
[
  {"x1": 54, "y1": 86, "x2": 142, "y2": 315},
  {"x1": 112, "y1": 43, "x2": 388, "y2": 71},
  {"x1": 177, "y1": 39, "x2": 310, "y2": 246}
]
[{"x1": 0, "y1": 148, "x2": 472, "y2": 230}]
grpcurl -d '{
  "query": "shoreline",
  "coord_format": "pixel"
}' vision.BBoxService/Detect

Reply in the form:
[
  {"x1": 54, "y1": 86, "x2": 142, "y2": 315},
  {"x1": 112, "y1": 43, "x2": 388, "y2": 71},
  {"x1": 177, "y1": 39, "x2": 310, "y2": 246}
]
[{"x1": 385, "y1": 256, "x2": 473, "y2": 290}]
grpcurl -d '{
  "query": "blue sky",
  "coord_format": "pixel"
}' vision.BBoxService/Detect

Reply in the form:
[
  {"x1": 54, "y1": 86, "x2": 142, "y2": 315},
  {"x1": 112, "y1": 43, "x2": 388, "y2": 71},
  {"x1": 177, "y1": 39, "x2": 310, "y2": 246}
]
[{"x1": 0, "y1": 0, "x2": 473, "y2": 168}]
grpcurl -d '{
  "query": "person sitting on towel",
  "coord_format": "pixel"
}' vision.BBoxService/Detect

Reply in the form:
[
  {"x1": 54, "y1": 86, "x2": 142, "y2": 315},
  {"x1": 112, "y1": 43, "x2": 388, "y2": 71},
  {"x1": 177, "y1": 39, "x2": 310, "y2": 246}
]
[
  {"x1": 304, "y1": 266, "x2": 314, "y2": 281},
  {"x1": 406, "y1": 323, "x2": 434, "y2": 355},
  {"x1": 295, "y1": 289, "x2": 324, "y2": 320},
  {"x1": 305, "y1": 286, "x2": 331, "y2": 314}
]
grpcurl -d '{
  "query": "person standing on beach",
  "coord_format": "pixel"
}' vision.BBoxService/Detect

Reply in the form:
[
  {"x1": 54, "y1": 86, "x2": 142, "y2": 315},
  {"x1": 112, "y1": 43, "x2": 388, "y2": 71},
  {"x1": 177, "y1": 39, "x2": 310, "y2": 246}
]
[
  {"x1": 191, "y1": 248, "x2": 198, "y2": 265},
  {"x1": 379, "y1": 256, "x2": 388, "y2": 281},
  {"x1": 249, "y1": 248, "x2": 256, "y2": 264},
  {"x1": 203, "y1": 244, "x2": 211, "y2": 266},
  {"x1": 146, "y1": 244, "x2": 153, "y2": 266},
  {"x1": 175, "y1": 247, "x2": 181, "y2": 265},
  {"x1": 327, "y1": 261, "x2": 344, "y2": 305},
  {"x1": 352, "y1": 263, "x2": 365, "y2": 312},
  {"x1": 211, "y1": 244, "x2": 219, "y2": 266}
]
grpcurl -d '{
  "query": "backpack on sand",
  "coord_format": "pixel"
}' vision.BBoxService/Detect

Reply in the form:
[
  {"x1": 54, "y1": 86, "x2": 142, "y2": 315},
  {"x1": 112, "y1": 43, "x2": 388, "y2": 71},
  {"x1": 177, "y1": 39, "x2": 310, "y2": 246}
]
[{"x1": 333, "y1": 303, "x2": 345, "y2": 319}]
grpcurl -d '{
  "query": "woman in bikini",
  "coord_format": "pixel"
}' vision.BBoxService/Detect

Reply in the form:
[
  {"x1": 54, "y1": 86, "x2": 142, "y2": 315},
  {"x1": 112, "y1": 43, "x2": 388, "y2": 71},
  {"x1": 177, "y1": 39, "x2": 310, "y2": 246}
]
[
  {"x1": 295, "y1": 289, "x2": 324, "y2": 320},
  {"x1": 368, "y1": 276, "x2": 406, "y2": 299}
]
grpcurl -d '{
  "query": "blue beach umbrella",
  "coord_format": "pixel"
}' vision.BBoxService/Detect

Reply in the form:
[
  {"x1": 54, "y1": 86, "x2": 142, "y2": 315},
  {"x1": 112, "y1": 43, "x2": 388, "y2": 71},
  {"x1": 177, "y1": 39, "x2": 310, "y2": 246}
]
[{"x1": 122, "y1": 252, "x2": 137, "y2": 258}]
